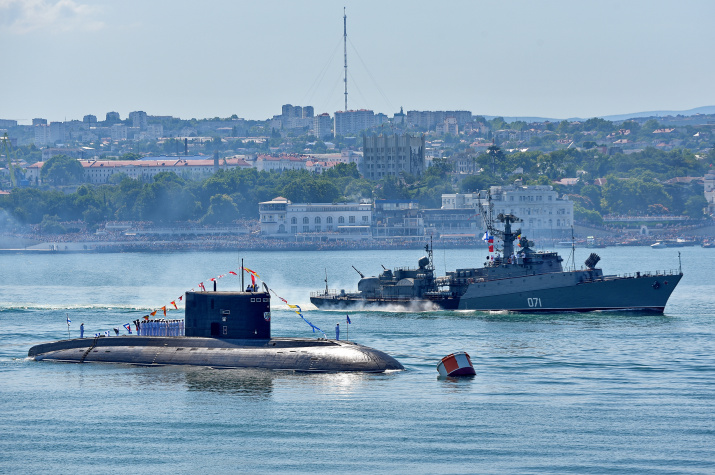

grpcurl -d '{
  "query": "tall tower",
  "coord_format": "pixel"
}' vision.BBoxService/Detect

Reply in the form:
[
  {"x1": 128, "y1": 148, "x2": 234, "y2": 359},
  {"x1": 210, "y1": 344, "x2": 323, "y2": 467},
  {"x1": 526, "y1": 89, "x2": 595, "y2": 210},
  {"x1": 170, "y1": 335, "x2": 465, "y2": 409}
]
[{"x1": 343, "y1": 7, "x2": 348, "y2": 112}]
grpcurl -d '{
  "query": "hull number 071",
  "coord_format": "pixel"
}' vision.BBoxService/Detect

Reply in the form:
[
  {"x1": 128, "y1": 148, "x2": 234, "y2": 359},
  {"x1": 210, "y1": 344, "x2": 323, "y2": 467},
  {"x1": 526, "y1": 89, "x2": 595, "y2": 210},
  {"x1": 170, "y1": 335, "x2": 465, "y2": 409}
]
[{"x1": 527, "y1": 297, "x2": 542, "y2": 308}]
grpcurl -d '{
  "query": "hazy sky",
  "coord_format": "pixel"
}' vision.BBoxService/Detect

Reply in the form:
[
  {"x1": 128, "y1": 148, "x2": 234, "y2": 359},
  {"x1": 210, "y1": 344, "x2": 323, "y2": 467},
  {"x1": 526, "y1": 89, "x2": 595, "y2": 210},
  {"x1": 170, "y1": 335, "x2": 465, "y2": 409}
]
[{"x1": 2, "y1": 0, "x2": 714, "y2": 123}]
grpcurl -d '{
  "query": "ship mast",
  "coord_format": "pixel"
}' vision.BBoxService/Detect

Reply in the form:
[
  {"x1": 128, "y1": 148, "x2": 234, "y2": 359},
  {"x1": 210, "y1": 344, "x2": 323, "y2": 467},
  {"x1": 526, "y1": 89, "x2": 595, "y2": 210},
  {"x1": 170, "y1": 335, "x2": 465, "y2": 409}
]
[{"x1": 477, "y1": 190, "x2": 523, "y2": 257}]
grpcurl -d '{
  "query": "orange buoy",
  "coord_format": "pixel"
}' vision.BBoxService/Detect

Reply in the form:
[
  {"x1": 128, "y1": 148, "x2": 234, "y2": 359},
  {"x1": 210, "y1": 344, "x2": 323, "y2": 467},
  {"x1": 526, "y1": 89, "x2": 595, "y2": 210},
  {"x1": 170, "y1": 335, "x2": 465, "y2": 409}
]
[{"x1": 437, "y1": 351, "x2": 476, "y2": 377}]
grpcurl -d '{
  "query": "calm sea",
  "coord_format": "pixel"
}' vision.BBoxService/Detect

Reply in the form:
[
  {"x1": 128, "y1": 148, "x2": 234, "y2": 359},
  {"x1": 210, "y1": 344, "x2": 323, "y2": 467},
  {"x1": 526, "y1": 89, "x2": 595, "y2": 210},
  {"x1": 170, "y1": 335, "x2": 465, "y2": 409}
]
[{"x1": 1, "y1": 246, "x2": 714, "y2": 474}]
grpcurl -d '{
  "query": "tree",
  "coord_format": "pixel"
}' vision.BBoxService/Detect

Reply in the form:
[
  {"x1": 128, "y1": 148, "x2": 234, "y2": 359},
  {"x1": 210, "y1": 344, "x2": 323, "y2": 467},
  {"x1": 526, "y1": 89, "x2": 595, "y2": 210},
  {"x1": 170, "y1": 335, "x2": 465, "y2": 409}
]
[
  {"x1": 39, "y1": 214, "x2": 66, "y2": 234},
  {"x1": 201, "y1": 194, "x2": 240, "y2": 224},
  {"x1": 684, "y1": 195, "x2": 708, "y2": 219},
  {"x1": 41, "y1": 155, "x2": 84, "y2": 186}
]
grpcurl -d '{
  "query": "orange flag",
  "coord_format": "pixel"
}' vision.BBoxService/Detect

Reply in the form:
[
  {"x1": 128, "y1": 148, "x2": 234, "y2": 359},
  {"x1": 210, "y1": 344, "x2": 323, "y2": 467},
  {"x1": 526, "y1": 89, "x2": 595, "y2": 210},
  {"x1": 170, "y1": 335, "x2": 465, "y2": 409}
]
[
  {"x1": 171, "y1": 300, "x2": 178, "y2": 310},
  {"x1": 150, "y1": 310, "x2": 157, "y2": 317},
  {"x1": 162, "y1": 306, "x2": 167, "y2": 317}
]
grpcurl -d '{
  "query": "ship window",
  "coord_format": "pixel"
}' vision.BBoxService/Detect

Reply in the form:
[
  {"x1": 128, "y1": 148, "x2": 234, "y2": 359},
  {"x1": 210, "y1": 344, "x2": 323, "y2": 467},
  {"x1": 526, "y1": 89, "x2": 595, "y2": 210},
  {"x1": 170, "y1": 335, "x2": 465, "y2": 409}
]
[
  {"x1": 223, "y1": 326, "x2": 228, "y2": 335},
  {"x1": 251, "y1": 298, "x2": 256, "y2": 302},
  {"x1": 263, "y1": 298, "x2": 269, "y2": 302},
  {"x1": 222, "y1": 310, "x2": 230, "y2": 315}
]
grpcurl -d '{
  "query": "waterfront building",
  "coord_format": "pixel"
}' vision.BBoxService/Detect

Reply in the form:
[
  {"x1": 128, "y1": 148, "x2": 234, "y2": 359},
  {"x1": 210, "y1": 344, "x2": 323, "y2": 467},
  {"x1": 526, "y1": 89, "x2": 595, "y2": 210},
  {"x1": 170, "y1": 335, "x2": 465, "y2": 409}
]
[
  {"x1": 422, "y1": 208, "x2": 481, "y2": 237},
  {"x1": 705, "y1": 172, "x2": 715, "y2": 216},
  {"x1": 441, "y1": 185, "x2": 574, "y2": 238},
  {"x1": 32, "y1": 118, "x2": 47, "y2": 126},
  {"x1": 372, "y1": 200, "x2": 424, "y2": 239},
  {"x1": 259, "y1": 197, "x2": 372, "y2": 240},
  {"x1": 361, "y1": 133, "x2": 426, "y2": 180}
]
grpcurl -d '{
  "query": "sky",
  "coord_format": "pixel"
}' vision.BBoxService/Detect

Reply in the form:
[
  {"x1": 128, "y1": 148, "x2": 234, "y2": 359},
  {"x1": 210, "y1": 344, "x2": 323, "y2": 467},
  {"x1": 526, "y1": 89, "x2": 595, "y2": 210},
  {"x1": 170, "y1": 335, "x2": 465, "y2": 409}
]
[{"x1": 2, "y1": 0, "x2": 714, "y2": 124}]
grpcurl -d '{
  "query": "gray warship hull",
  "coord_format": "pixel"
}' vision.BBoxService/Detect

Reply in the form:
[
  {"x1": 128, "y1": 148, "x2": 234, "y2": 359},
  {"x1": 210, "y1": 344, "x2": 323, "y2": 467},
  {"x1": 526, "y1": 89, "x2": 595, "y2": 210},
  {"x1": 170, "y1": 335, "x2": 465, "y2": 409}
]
[
  {"x1": 28, "y1": 336, "x2": 403, "y2": 373},
  {"x1": 311, "y1": 270, "x2": 682, "y2": 313}
]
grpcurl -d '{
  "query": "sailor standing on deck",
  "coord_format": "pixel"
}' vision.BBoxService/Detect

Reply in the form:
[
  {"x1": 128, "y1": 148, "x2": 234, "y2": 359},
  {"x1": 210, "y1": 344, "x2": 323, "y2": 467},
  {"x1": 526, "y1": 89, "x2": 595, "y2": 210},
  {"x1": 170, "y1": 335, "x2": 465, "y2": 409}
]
[
  {"x1": 335, "y1": 323, "x2": 340, "y2": 341},
  {"x1": 80, "y1": 323, "x2": 84, "y2": 339}
]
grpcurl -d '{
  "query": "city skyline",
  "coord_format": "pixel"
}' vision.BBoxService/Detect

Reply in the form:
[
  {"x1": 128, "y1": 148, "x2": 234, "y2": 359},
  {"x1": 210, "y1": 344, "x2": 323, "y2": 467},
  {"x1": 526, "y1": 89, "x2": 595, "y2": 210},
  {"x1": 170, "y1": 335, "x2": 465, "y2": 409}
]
[{"x1": 2, "y1": 0, "x2": 714, "y2": 123}]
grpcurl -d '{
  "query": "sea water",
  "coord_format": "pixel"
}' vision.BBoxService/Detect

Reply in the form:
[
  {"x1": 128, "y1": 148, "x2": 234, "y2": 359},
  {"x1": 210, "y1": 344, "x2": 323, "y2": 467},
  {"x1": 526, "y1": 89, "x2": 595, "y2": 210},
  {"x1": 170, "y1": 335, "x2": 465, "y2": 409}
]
[{"x1": 1, "y1": 246, "x2": 714, "y2": 473}]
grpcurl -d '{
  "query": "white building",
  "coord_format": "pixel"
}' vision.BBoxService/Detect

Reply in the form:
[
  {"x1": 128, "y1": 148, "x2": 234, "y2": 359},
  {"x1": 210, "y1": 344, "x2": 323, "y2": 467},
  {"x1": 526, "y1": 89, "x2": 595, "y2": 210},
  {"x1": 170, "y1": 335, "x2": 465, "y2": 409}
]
[
  {"x1": 25, "y1": 157, "x2": 251, "y2": 185},
  {"x1": 34, "y1": 125, "x2": 52, "y2": 146},
  {"x1": 137, "y1": 124, "x2": 163, "y2": 141},
  {"x1": 705, "y1": 172, "x2": 715, "y2": 215},
  {"x1": 259, "y1": 197, "x2": 372, "y2": 239},
  {"x1": 129, "y1": 111, "x2": 148, "y2": 129},
  {"x1": 436, "y1": 117, "x2": 458, "y2": 136},
  {"x1": 334, "y1": 109, "x2": 375, "y2": 137},
  {"x1": 255, "y1": 155, "x2": 307, "y2": 172},
  {"x1": 442, "y1": 185, "x2": 574, "y2": 237},
  {"x1": 111, "y1": 124, "x2": 127, "y2": 141},
  {"x1": 361, "y1": 133, "x2": 426, "y2": 180},
  {"x1": 312, "y1": 113, "x2": 332, "y2": 138}
]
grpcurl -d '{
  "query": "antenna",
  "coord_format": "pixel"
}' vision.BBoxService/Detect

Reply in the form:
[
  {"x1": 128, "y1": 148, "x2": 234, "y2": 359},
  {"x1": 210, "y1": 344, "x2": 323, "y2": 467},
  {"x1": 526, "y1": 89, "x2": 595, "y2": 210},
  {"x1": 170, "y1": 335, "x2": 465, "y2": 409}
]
[
  {"x1": 324, "y1": 268, "x2": 329, "y2": 295},
  {"x1": 570, "y1": 225, "x2": 576, "y2": 271},
  {"x1": 343, "y1": 7, "x2": 348, "y2": 111}
]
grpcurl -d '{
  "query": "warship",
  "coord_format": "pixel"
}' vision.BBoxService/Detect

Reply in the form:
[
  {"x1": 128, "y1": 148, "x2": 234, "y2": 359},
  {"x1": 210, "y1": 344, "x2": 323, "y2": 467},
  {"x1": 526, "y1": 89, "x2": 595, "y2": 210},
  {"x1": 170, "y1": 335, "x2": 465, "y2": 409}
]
[
  {"x1": 29, "y1": 285, "x2": 403, "y2": 373},
  {"x1": 311, "y1": 211, "x2": 683, "y2": 313}
]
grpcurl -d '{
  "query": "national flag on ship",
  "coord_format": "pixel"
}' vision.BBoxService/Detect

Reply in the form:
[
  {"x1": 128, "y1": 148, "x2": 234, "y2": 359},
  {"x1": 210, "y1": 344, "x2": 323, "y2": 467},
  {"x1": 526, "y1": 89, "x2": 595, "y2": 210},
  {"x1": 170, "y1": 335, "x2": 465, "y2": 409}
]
[
  {"x1": 346, "y1": 314, "x2": 351, "y2": 324},
  {"x1": 484, "y1": 231, "x2": 495, "y2": 252}
]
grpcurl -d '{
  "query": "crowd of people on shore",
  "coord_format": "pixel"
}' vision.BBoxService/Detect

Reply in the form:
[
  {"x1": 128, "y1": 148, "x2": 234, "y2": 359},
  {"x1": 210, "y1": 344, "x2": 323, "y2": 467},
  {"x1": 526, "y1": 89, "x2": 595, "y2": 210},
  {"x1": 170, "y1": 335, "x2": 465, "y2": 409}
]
[{"x1": 2, "y1": 218, "x2": 713, "y2": 252}]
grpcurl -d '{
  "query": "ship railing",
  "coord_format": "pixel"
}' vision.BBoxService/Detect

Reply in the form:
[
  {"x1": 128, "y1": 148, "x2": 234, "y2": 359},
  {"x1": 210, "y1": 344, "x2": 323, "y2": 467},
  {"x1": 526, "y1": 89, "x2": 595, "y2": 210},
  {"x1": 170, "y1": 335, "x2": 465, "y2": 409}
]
[
  {"x1": 310, "y1": 289, "x2": 356, "y2": 298},
  {"x1": 603, "y1": 269, "x2": 681, "y2": 280}
]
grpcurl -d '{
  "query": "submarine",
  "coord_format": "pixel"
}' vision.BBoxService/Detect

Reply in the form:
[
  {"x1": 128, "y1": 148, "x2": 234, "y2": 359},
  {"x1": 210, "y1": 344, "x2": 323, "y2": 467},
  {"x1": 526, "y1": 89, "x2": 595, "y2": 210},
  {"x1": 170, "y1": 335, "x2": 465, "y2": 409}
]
[{"x1": 28, "y1": 284, "x2": 403, "y2": 373}]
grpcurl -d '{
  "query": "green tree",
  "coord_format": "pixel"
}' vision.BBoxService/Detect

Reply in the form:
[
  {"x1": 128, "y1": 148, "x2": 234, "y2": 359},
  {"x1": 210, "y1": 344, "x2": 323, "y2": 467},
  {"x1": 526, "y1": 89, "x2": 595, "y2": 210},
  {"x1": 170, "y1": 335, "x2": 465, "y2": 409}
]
[
  {"x1": 39, "y1": 214, "x2": 66, "y2": 234},
  {"x1": 201, "y1": 194, "x2": 240, "y2": 224},
  {"x1": 41, "y1": 155, "x2": 84, "y2": 186}
]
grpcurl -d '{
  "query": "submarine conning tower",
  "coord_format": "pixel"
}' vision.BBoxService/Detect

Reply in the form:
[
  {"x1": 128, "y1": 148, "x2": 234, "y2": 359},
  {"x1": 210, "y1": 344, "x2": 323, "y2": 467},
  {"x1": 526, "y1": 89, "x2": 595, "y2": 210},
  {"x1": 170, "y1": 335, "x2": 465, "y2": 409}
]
[{"x1": 184, "y1": 288, "x2": 270, "y2": 339}]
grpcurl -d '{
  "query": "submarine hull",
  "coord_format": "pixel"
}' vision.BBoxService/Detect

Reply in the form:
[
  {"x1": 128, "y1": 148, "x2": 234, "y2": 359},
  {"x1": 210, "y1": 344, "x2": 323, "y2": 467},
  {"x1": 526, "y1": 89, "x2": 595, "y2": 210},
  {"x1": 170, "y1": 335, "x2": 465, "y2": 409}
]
[{"x1": 28, "y1": 336, "x2": 403, "y2": 373}]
